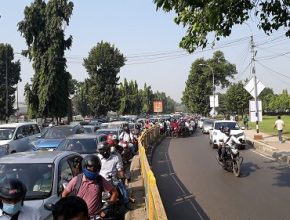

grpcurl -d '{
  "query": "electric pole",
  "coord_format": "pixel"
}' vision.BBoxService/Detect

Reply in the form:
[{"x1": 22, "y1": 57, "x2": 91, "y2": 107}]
[
  {"x1": 250, "y1": 36, "x2": 259, "y2": 133},
  {"x1": 5, "y1": 45, "x2": 8, "y2": 124}
]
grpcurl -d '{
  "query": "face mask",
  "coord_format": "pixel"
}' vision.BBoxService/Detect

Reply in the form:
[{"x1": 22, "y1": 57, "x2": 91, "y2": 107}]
[
  {"x1": 83, "y1": 168, "x2": 98, "y2": 180},
  {"x1": 2, "y1": 201, "x2": 22, "y2": 215}
]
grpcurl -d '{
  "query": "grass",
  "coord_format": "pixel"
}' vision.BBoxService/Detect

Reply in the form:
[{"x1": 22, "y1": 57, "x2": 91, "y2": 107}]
[{"x1": 247, "y1": 115, "x2": 290, "y2": 139}]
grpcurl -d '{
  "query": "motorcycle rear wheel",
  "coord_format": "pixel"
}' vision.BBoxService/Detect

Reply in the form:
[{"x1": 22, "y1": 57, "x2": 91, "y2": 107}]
[{"x1": 232, "y1": 160, "x2": 240, "y2": 177}]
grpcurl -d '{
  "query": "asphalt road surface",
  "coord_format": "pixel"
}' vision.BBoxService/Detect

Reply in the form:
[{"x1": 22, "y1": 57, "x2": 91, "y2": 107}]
[{"x1": 152, "y1": 130, "x2": 290, "y2": 220}]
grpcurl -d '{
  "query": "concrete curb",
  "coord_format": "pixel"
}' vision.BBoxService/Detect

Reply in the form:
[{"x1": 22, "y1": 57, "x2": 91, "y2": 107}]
[
  {"x1": 247, "y1": 137, "x2": 290, "y2": 164},
  {"x1": 125, "y1": 155, "x2": 148, "y2": 220}
]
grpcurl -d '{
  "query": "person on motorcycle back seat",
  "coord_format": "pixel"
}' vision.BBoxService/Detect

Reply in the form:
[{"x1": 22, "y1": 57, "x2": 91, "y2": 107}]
[
  {"x1": 119, "y1": 126, "x2": 135, "y2": 154},
  {"x1": 106, "y1": 134, "x2": 123, "y2": 163},
  {"x1": 170, "y1": 119, "x2": 179, "y2": 131},
  {"x1": 218, "y1": 127, "x2": 241, "y2": 163}
]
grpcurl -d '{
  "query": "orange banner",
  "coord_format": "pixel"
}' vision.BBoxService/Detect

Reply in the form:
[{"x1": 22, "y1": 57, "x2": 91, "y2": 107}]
[{"x1": 153, "y1": 100, "x2": 163, "y2": 113}]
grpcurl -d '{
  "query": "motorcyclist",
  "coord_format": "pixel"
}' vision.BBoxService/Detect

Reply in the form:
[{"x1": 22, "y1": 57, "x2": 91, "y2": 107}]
[
  {"x1": 0, "y1": 178, "x2": 41, "y2": 220},
  {"x1": 218, "y1": 127, "x2": 241, "y2": 163},
  {"x1": 97, "y1": 141, "x2": 125, "y2": 181},
  {"x1": 119, "y1": 126, "x2": 135, "y2": 154}
]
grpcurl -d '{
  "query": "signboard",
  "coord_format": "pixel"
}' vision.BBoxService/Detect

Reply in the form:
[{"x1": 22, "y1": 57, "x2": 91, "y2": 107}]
[
  {"x1": 244, "y1": 77, "x2": 265, "y2": 98},
  {"x1": 153, "y1": 100, "x2": 163, "y2": 113},
  {"x1": 209, "y1": 95, "x2": 219, "y2": 108},
  {"x1": 249, "y1": 100, "x2": 262, "y2": 122}
]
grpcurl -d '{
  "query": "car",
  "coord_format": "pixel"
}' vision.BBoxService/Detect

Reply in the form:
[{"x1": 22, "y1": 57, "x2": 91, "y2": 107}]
[
  {"x1": 96, "y1": 128, "x2": 123, "y2": 139},
  {"x1": 31, "y1": 125, "x2": 85, "y2": 151},
  {"x1": 83, "y1": 125, "x2": 99, "y2": 134},
  {"x1": 0, "y1": 150, "x2": 83, "y2": 220},
  {"x1": 209, "y1": 120, "x2": 246, "y2": 149},
  {"x1": 56, "y1": 133, "x2": 107, "y2": 155},
  {"x1": 202, "y1": 119, "x2": 214, "y2": 134},
  {"x1": 0, "y1": 122, "x2": 41, "y2": 154},
  {"x1": 197, "y1": 118, "x2": 206, "y2": 129}
]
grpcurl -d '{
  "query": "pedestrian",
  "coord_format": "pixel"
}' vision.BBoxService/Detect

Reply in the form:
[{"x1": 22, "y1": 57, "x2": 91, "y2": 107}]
[
  {"x1": 0, "y1": 178, "x2": 41, "y2": 220},
  {"x1": 243, "y1": 115, "x2": 249, "y2": 130},
  {"x1": 52, "y1": 196, "x2": 89, "y2": 220},
  {"x1": 274, "y1": 115, "x2": 285, "y2": 143}
]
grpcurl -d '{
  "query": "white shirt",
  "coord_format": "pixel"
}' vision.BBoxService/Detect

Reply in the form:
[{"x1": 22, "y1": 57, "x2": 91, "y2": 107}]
[
  {"x1": 98, "y1": 153, "x2": 123, "y2": 181},
  {"x1": 119, "y1": 132, "x2": 133, "y2": 143},
  {"x1": 0, "y1": 206, "x2": 41, "y2": 220},
  {"x1": 275, "y1": 119, "x2": 284, "y2": 131},
  {"x1": 221, "y1": 133, "x2": 241, "y2": 147}
]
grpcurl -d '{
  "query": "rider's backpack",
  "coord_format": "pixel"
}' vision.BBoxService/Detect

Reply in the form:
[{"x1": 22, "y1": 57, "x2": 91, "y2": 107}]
[{"x1": 70, "y1": 173, "x2": 104, "y2": 200}]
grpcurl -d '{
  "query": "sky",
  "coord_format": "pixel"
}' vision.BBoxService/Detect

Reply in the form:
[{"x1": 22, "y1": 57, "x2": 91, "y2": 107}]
[{"x1": 1, "y1": 0, "x2": 290, "y2": 104}]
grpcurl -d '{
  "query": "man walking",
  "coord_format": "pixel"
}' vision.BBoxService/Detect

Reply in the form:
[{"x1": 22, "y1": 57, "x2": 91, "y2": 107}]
[{"x1": 274, "y1": 116, "x2": 285, "y2": 143}]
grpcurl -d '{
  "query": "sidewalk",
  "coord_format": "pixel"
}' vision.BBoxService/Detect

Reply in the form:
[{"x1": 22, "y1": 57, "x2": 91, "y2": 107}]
[{"x1": 245, "y1": 129, "x2": 290, "y2": 163}]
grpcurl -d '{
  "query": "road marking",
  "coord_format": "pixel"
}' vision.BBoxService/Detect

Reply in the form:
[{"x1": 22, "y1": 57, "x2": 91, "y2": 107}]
[
  {"x1": 250, "y1": 149, "x2": 275, "y2": 161},
  {"x1": 164, "y1": 152, "x2": 204, "y2": 220}
]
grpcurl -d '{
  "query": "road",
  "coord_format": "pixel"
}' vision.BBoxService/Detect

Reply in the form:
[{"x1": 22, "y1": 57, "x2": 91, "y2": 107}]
[{"x1": 152, "y1": 130, "x2": 290, "y2": 220}]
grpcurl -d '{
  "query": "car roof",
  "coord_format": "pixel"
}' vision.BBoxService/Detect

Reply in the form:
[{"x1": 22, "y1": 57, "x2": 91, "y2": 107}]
[
  {"x1": 97, "y1": 128, "x2": 122, "y2": 131},
  {"x1": 0, "y1": 122, "x2": 38, "y2": 128},
  {"x1": 0, "y1": 151, "x2": 80, "y2": 164},
  {"x1": 214, "y1": 120, "x2": 236, "y2": 123},
  {"x1": 65, "y1": 134, "x2": 105, "y2": 139}
]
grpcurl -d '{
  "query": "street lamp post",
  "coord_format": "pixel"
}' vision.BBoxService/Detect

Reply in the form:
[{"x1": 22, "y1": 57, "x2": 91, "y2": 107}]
[{"x1": 199, "y1": 64, "x2": 215, "y2": 117}]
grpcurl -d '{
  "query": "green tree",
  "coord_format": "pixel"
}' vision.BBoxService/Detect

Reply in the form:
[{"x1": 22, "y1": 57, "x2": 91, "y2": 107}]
[
  {"x1": 0, "y1": 44, "x2": 21, "y2": 120},
  {"x1": 141, "y1": 83, "x2": 154, "y2": 115},
  {"x1": 72, "y1": 80, "x2": 90, "y2": 117},
  {"x1": 258, "y1": 87, "x2": 275, "y2": 112},
  {"x1": 154, "y1": 0, "x2": 290, "y2": 52},
  {"x1": 182, "y1": 51, "x2": 237, "y2": 115},
  {"x1": 83, "y1": 41, "x2": 125, "y2": 117},
  {"x1": 270, "y1": 90, "x2": 290, "y2": 112},
  {"x1": 18, "y1": 0, "x2": 73, "y2": 121},
  {"x1": 225, "y1": 81, "x2": 252, "y2": 116}
]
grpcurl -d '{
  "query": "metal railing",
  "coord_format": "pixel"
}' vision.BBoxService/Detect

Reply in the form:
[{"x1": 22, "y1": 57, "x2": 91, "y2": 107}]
[{"x1": 138, "y1": 126, "x2": 167, "y2": 220}]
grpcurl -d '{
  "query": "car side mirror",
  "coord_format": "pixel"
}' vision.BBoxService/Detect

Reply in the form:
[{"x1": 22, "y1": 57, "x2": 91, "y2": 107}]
[
  {"x1": 16, "y1": 134, "x2": 24, "y2": 139},
  {"x1": 44, "y1": 202, "x2": 55, "y2": 211}
]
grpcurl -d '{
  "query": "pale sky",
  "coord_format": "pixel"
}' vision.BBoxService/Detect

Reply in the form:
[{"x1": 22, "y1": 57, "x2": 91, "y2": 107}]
[{"x1": 1, "y1": 0, "x2": 290, "y2": 103}]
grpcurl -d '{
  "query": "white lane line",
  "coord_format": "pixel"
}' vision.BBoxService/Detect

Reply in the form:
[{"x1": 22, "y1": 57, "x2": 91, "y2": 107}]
[
  {"x1": 164, "y1": 152, "x2": 204, "y2": 220},
  {"x1": 249, "y1": 149, "x2": 275, "y2": 161}
]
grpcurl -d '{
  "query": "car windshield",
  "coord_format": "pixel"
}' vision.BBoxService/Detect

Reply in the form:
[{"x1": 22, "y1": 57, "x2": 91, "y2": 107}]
[
  {"x1": 214, "y1": 122, "x2": 240, "y2": 130},
  {"x1": 0, "y1": 128, "x2": 15, "y2": 140},
  {"x1": 96, "y1": 130, "x2": 118, "y2": 136},
  {"x1": 204, "y1": 120, "x2": 213, "y2": 126},
  {"x1": 57, "y1": 138, "x2": 98, "y2": 154},
  {"x1": 84, "y1": 127, "x2": 93, "y2": 133},
  {"x1": 0, "y1": 163, "x2": 53, "y2": 200},
  {"x1": 43, "y1": 127, "x2": 74, "y2": 139}
]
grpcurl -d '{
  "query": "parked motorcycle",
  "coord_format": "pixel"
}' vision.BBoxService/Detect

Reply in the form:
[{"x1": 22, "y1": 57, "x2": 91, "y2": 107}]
[{"x1": 217, "y1": 140, "x2": 243, "y2": 177}]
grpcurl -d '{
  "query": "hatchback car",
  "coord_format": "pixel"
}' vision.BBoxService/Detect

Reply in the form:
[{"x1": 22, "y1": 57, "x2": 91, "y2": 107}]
[
  {"x1": 31, "y1": 125, "x2": 85, "y2": 151},
  {"x1": 56, "y1": 133, "x2": 107, "y2": 155},
  {"x1": 202, "y1": 119, "x2": 214, "y2": 134},
  {"x1": 0, "y1": 151, "x2": 83, "y2": 220},
  {"x1": 0, "y1": 122, "x2": 41, "y2": 154}
]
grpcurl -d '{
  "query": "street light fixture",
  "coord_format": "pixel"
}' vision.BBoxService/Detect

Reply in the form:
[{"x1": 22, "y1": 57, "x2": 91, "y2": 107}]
[{"x1": 199, "y1": 63, "x2": 215, "y2": 117}]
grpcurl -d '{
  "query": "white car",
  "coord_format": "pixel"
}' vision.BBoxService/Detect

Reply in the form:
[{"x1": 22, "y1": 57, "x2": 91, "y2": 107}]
[{"x1": 209, "y1": 120, "x2": 246, "y2": 149}]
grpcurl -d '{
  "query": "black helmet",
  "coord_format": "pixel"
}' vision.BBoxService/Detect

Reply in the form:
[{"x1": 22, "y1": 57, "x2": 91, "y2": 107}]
[
  {"x1": 123, "y1": 126, "x2": 129, "y2": 132},
  {"x1": 97, "y1": 141, "x2": 111, "y2": 159},
  {"x1": 82, "y1": 155, "x2": 101, "y2": 173},
  {"x1": 0, "y1": 178, "x2": 27, "y2": 200},
  {"x1": 223, "y1": 127, "x2": 230, "y2": 135}
]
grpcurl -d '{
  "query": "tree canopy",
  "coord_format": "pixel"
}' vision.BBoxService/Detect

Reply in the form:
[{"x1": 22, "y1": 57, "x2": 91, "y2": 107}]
[
  {"x1": 83, "y1": 41, "x2": 125, "y2": 117},
  {"x1": 0, "y1": 44, "x2": 21, "y2": 120},
  {"x1": 18, "y1": 0, "x2": 73, "y2": 119},
  {"x1": 154, "y1": 0, "x2": 290, "y2": 52},
  {"x1": 182, "y1": 51, "x2": 237, "y2": 114}
]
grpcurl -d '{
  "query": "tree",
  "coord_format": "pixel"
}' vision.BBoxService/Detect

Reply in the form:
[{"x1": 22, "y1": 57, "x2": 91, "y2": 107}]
[
  {"x1": 83, "y1": 41, "x2": 125, "y2": 117},
  {"x1": 268, "y1": 90, "x2": 290, "y2": 113},
  {"x1": 182, "y1": 51, "x2": 237, "y2": 115},
  {"x1": 18, "y1": 0, "x2": 73, "y2": 121},
  {"x1": 224, "y1": 81, "x2": 252, "y2": 116},
  {"x1": 154, "y1": 0, "x2": 290, "y2": 52},
  {"x1": 0, "y1": 44, "x2": 21, "y2": 120},
  {"x1": 258, "y1": 87, "x2": 275, "y2": 112},
  {"x1": 72, "y1": 80, "x2": 90, "y2": 117},
  {"x1": 141, "y1": 83, "x2": 154, "y2": 115}
]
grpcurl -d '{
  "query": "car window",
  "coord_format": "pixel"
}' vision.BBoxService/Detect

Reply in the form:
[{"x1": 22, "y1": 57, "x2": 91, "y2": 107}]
[
  {"x1": 58, "y1": 138, "x2": 98, "y2": 154},
  {"x1": 0, "y1": 128, "x2": 14, "y2": 140},
  {"x1": 0, "y1": 163, "x2": 53, "y2": 200},
  {"x1": 44, "y1": 127, "x2": 74, "y2": 139},
  {"x1": 32, "y1": 124, "x2": 40, "y2": 134},
  {"x1": 214, "y1": 122, "x2": 239, "y2": 130}
]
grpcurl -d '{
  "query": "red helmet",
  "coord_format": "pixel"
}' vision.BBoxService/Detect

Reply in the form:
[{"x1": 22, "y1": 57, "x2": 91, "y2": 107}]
[{"x1": 107, "y1": 133, "x2": 118, "y2": 145}]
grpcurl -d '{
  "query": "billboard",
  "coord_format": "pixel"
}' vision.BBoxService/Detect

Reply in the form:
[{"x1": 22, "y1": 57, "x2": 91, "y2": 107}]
[{"x1": 153, "y1": 100, "x2": 163, "y2": 113}]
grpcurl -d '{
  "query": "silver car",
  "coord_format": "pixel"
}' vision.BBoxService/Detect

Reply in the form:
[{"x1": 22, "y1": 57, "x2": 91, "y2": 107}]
[
  {"x1": 0, "y1": 151, "x2": 83, "y2": 220},
  {"x1": 202, "y1": 119, "x2": 214, "y2": 134}
]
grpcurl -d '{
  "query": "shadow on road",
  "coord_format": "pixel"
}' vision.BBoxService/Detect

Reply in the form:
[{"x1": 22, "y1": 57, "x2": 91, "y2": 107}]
[
  {"x1": 268, "y1": 164, "x2": 290, "y2": 187},
  {"x1": 239, "y1": 161, "x2": 261, "y2": 177},
  {"x1": 152, "y1": 137, "x2": 210, "y2": 220}
]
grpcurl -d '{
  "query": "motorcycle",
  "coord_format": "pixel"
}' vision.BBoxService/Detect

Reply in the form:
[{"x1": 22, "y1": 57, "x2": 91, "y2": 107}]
[
  {"x1": 217, "y1": 140, "x2": 243, "y2": 177},
  {"x1": 118, "y1": 140, "x2": 133, "y2": 165}
]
